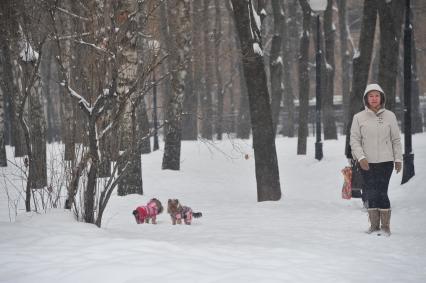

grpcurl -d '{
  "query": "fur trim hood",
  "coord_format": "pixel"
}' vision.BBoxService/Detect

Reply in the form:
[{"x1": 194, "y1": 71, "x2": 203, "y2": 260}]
[{"x1": 363, "y1": 83, "x2": 386, "y2": 108}]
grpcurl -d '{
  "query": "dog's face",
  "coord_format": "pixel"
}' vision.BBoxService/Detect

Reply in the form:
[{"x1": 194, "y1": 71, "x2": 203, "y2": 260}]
[
  {"x1": 167, "y1": 199, "x2": 181, "y2": 215},
  {"x1": 150, "y1": 198, "x2": 164, "y2": 214},
  {"x1": 132, "y1": 209, "x2": 140, "y2": 224}
]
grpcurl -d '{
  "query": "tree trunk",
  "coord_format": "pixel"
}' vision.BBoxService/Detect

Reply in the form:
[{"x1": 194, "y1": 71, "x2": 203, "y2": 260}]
[
  {"x1": 224, "y1": 0, "x2": 250, "y2": 139},
  {"x1": 162, "y1": 0, "x2": 191, "y2": 170},
  {"x1": 410, "y1": 21, "x2": 423, "y2": 133},
  {"x1": 84, "y1": 118, "x2": 98, "y2": 223},
  {"x1": 18, "y1": 56, "x2": 43, "y2": 211},
  {"x1": 231, "y1": 0, "x2": 281, "y2": 201},
  {"x1": 0, "y1": 58, "x2": 6, "y2": 166},
  {"x1": 236, "y1": 61, "x2": 251, "y2": 139},
  {"x1": 138, "y1": 99, "x2": 151, "y2": 155},
  {"x1": 117, "y1": 104, "x2": 143, "y2": 196},
  {"x1": 181, "y1": 4, "x2": 197, "y2": 141},
  {"x1": 159, "y1": 0, "x2": 173, "y2": 136},
  {"x1": 98, "y1": 131, "x2": 112, "y2": 178},
  {"x1": 62, "y1": 0, "x2": 77, "y2": 161},
  {"x1": 41, "y1": 42, "x2": 60, "y2": 143},
  {"x1": 201, "y1": 0, "x2": 213, "y2": 140},
  {"x1": 0, "y1": 18, "x2": 26, "y2": 157},
  {"x1": 181, "y1": 52, "x2": 197, "y2": 140},
  {"x1": 0, "y1": 0, "x2": 26, "y2": 157},
  {"x1": 270, "y1": 0, "x2": 285, "y2": 135},
  {"x1": 297, "y1": 0, "x2": 311, "y2": 155},
  {"x1": 28, "y1": 65, "x2": 47, "y2": 189},
  {"x1": 337, "y1": 0, "x2": 351, "y2": 131},
  {"x1": 117, "y1": 1, "x2": 143, "y2": 195},
  {"x1": 188, "y1": 0, "x2": 204, "y2": 141},
  {"x1": 226, "y1": 17, "x2": 236, "y2": 134},
  {"x1": 377, "y1": 0, "x2": 404, "y2": 112},
  {"x1": 281, "y1": 0, "x2": 296, "y2": 138},
  {"x1": 345, "y1": 0, "x2": 378, "y2": 158},
  {"x1": 0, "y1": 32, "x2": 8, "y2": 166},
  {"x1": 151, "y1": 71, "x2": 160, "y2": 151},
  {"x1": 214, "y1": 0, "x2": 224, "y2": 140},
  {"x1": 323, "y1": 0, "x2": 337, "y2": 140}
]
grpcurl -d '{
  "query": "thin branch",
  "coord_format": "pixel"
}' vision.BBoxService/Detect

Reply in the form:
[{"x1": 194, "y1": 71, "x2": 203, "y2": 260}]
[
  {"x1": 57, "y1": 32, "x2": 92, "y2": 40},
  {"x1": 56, "y1": 6, "x2": 90, "y2": 22},
  {"x1": 72, "y1": 39, "x2": 115, "y2": 59}
]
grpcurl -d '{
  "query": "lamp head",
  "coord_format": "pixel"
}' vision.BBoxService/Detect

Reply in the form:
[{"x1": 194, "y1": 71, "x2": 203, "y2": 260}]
[{"x1": 309, "y1": 0, "x2": 327, "y2": 12}]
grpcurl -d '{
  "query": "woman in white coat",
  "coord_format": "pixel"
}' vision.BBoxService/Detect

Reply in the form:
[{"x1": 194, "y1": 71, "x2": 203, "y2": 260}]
[{"x1": 350, "y1": 83, "x2": 402, "y2": 236}]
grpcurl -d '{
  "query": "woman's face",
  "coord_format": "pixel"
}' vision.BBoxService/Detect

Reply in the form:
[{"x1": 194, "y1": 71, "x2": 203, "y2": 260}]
[{"x1": 367, "y1": 90, "x2": 381, "y2": 110}]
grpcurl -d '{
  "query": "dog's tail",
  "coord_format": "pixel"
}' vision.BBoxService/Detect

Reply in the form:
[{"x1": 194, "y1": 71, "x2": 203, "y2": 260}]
[{"x1": 192, "y1": 212, "x2": 202, "y2": 218}]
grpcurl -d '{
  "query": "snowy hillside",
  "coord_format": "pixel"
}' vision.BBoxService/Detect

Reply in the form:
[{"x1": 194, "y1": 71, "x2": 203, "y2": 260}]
[{"x1": 1, "y1": 134, "x2": 425, "y2": 283}]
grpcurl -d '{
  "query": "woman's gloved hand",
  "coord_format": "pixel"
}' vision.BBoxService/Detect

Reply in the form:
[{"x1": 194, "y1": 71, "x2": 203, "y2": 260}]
[{"x1": 395, "y1": 162, "x2": 402, "y2": 174}]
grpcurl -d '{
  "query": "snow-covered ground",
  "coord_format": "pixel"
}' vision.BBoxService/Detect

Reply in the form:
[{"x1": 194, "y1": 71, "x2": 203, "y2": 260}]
[{"x1": 1, "y1": 134, "x2": 425, "y2": 283}]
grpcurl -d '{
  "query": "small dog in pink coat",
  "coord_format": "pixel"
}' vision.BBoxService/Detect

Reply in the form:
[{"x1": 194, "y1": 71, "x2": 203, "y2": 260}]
[
  {"x1": 132, "y1": 198, "x2": 163, "y2": 224},
  {"x1": 167, "y1": 199, "x2": 202, "y2": 225}
]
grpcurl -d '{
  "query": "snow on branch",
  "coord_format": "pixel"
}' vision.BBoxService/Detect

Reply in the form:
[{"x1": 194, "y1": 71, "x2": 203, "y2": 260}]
[
  {"x1": 251, "y1": 2, "x2": 261, "y2": 31},
  {"x1": 247, "y1": 1, "x2": 264, "y2": 56},
  {"x1": 59, "y1": 82, "x2": 93, "y2": 114},
  {"x1": 56, "y1": 6, "x2": 90, "y2": 21},
  {"x1": 73, "y1": 39, "x2": 115, "y2": 59},
  {"x1": 253, "y1": 43, "x2": 264, "y2": 56},
  {"x1": 19, "y1": 40, "x2": 39, "y2": 62},
  {"x1": 57, "y1": 32, "x2": 92, "y2": 41}
]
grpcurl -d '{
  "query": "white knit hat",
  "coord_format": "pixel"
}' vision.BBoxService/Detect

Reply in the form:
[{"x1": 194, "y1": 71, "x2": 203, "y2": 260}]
[{"x1": 363, "y1": 83, "x2": 386, "y2": 106}]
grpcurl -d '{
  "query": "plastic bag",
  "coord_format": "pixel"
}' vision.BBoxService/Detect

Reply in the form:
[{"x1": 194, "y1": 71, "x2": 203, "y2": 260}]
[{"x1": 341, "y1": 166, "x2": 352, "y2": 199}]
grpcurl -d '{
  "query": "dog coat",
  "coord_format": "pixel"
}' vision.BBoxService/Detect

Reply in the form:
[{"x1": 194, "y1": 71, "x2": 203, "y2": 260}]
[
  {"x1": 135, "y1": 200, "x2": 159, "y2": 224},
  {"x1": 175, "y1": 206, "x2": 193, "y2": 223}
]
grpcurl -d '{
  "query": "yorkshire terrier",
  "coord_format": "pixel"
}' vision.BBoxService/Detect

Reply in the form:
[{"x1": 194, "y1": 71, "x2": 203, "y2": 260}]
[
  {"x1": 133, "y1": 198, "x2": 163, "y2": 224},
  {"x1": 167, "y1": 199, "x2": 202, "y2": 225}
]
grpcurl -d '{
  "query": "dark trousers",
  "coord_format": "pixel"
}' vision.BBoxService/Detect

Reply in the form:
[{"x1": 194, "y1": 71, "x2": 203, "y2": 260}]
[{"x1": 360, "y1": 161, "x2": 394, "y2": 209}]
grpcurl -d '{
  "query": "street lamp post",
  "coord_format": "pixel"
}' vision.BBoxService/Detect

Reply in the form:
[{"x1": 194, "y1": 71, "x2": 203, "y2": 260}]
[
  {"x1": 402, "y1": 0, "x2": 415, "y2": 184},
  {"x1": 310, "y1": 0, "x2": 327, "y2": 161}
]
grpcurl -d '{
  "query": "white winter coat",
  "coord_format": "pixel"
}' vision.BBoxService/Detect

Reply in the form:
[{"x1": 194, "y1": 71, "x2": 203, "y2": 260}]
[{"x1": 350, "y1": 84, "x2": 403, "y2": 163}]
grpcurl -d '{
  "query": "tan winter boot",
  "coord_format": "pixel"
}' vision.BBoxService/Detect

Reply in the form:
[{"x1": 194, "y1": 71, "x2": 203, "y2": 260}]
[
  {"x1": 379, "y1": 209, "x2": 391, "y2": 236},
  {"x1": 366, "y1": 209, "x2": 380, "y2": 234}
]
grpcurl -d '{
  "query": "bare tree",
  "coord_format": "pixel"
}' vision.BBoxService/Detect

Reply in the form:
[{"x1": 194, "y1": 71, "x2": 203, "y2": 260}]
[
  {"x1": 270, "y1": 0, "x2": 285, "y2": 135},
  {"x1": 185, "y1": 0, "x2": 204, "y2": 141},
  {"x1": 345, "y1": 0, "x2": 378, "y2": 158},
  {"x1": 409, "y1": 18, "x2": 423, "y2": 133},
  {"x1": 162, "y1": 0, "x2": 192, "y2": 170},
  {"x1": 41, "y1": 42, "x2": 61, "y2": 143},
  {"x1": 214, "y1": 0, "x2": 224, "y2": 140},
  {"x1": 224, "y1": 1, "x2": 250, "y2": 139},
  {"x1": 116, "y1": 2, "x2": 143, "y2": 195},
  {"x1": 181, "y1": 1, "x2": 197, "y2": 141},
  {"x1": 230, "y1": 0, "x2": 281, "y2": 201},
  {"x1": 0, "y1": 0, "x2": 27, "y2": 158},
  {"x1": 297, "y1": 0, "x2": 311, "y2": 155},
  {"x1": 0, "y1": 67, "x2": 6, "y2": 167},
  {"x1": 377, "y1": 0, "x2": 404, "y2": 112},
  {"x1": 201, "y1": 0, "x2": 213, "y2": 140},
  {"x1": 49, "y1": 0, "x2": 164, "y2": 225},
  {"x1": 322, "y1": 0, "x2": 337, "y2": 140},
  {"x1": 337, "y1": 0, "x2": 352, "y2": 130},
  {"x1": 281, "y1": 0, "x2": 296, "y2": 138},
  {"x1": 0, "y1": 17, "x2": 8, "y2": 166}
]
